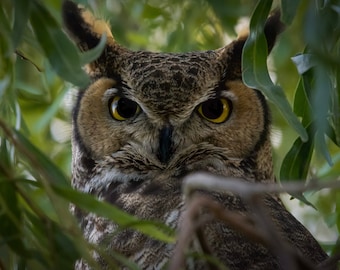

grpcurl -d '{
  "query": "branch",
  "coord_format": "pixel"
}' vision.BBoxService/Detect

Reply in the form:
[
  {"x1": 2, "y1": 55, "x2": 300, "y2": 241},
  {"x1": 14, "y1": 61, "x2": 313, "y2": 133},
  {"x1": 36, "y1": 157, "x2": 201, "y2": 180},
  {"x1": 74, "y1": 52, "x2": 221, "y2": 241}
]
[
  {"x1": 183, "y1": 172, "x2": 340, "y2": 199},
  {"x1": 169, "y1": 194, "x2": 273, "y2": 270},
  {"x1": 169, "y1": 172, "x2": 339, "y2": 269}
]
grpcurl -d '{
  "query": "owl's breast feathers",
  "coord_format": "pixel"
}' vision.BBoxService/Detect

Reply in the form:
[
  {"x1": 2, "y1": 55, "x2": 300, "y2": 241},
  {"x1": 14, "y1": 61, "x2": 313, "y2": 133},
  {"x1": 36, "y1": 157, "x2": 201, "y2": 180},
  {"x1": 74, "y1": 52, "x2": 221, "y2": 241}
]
[{"x1": 72, "y1": 142, "x2": 328, "y2": 269}]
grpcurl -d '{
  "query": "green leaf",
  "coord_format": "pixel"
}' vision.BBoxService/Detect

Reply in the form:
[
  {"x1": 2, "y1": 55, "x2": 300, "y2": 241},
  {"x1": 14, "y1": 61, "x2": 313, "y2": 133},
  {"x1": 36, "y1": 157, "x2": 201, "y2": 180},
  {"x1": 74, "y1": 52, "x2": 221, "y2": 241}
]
[
  {"x1": 0, "y1": 178, "x2": 28, "y2": 257},
  {"x1": 55, "y1": 186, "x2": 175, "y2": 244},
  {"x1": 242, "y1": 0, "x2": 308, "y2": 141},
  {"x1": 0, "y1": 75, "x2": 10, "y2": 100},
  {"x1": 30, "y1": 1, "x2": 89, "y2": 87},
  {"x1": 336, "y1": 193, "x2": 340, "y2": 235},
  {"x1": 80, "y1": 34, "x2": 107, "y2": 66},
  {"x1": 11, "y1": 129, "x2": 69, "y2": 188},
  {"x1": 315, "y1": 130, "x2": 333, "y2": 166},
  {"x1": 293, "y1": 78, "x2": 311, "y2": 126},
  {"x1": 15, "y1": 81, "x2": 45, "y2": 97},
  {"x1": 293, "y1": 53, "x2": 335, "y2": 165},
  {"x1": 0, "y1": 3, "x2": 13, "y2": 56},
  {"x1": 12, "y1": 0, "x2": 31, "y2": 48},
  {"x1": 25, "y1": 211, "x2": 80, "y2": 269},
  {"x1": 331, "y1": 68, "x2": 340, "y2": 145},
  {"x1": 312, "y1": 67, "x2": 333, "y2": 165},
  {"x1": 280, "y1": 125, "x2": 314, "y2": 182},
  {"x1": 326, "y1": 124, "x2": 340, "y2": 147},
  {"x1": 280, "y1": 124, "x2": 316, "y2": 207},
  {"x1": 0, "y1": 138, "x2": 13, "y2": 173},
  {"x1": 289, "y1": 193, "x2": 315, "y2": 209},
  {"x1": 0, "y1": 121, "x2": 75, "y2": 229},
  {"x1": 34, "y1": 87, "x2": 68, "y2": 132},
  {"x1": 281, "y1": 0, "x2": 300, "y2": 25}
]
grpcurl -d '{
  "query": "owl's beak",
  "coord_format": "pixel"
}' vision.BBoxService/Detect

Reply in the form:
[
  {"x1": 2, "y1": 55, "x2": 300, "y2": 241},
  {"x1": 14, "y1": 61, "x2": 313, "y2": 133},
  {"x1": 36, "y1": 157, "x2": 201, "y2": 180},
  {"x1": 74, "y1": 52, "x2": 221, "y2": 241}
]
[{"x1": 158, "y1": 125, "x2": 173, "y2": 164}]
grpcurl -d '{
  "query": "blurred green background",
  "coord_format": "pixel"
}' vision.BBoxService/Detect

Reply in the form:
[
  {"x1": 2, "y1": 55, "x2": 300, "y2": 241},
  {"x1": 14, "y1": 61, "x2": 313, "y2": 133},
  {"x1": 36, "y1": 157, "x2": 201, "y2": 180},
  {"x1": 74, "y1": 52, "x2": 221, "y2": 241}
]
[{"x1": 0, "y1": 0, "x2": 339, "y2": 269}]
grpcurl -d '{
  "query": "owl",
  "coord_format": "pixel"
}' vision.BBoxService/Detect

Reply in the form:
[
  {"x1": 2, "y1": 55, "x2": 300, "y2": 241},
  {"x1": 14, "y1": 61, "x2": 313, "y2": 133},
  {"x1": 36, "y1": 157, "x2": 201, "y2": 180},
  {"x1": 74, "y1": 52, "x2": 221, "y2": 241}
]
[{"x1": 62, "y1": 1, "x2": 330, "y2": 269}]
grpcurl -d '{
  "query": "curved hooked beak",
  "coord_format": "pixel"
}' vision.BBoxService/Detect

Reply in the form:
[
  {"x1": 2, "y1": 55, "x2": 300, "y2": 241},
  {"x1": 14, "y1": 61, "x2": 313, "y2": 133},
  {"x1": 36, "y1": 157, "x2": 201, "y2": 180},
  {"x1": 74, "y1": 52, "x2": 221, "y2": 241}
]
[{"x1": 158, "y1": 125, "x2": 174, "y2": 164}]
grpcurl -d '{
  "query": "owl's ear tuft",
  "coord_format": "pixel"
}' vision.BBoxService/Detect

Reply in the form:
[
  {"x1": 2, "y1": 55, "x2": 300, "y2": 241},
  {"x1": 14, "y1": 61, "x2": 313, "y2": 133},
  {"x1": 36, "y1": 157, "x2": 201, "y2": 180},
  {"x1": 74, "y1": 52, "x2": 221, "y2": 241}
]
[
  {"x1": 62, "y1": 1, "x2": 127, "y2": 78},
  {"x1": 62, "y1": 0, "x2": 115, "y2": 51},
  {"x1": 220, "y1": 9, "x2": 284, "y2": 80}
]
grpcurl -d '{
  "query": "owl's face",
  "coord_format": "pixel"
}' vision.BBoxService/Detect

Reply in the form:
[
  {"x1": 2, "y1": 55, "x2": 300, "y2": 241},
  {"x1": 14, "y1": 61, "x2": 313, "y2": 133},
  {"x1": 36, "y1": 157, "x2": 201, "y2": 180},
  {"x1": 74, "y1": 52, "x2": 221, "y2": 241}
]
[{"x1": 64, "y1": 1, "x2": 279, "y2": 193}]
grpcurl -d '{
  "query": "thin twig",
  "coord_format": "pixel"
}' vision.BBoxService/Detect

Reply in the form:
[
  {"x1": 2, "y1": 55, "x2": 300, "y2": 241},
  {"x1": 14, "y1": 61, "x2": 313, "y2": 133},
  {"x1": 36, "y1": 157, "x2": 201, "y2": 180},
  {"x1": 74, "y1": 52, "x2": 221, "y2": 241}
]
[
  {"x1": 183, "y1": 172, "x2": 340, "y2": 199},
  {"x1": 175, "y1": 173, "x2": 339, "y2": 269},
  {"x1": 169, "y1": 194, "x2": 270, "y2": 270}
]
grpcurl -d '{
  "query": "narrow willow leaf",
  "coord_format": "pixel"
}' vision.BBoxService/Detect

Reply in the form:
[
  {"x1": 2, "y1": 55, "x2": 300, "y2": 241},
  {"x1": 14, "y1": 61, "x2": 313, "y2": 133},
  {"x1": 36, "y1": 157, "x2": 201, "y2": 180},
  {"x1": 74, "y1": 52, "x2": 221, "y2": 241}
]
[
  {"x1": 313, "y1": 67, "x2": 333, "y2": 165},
  {"x1": 0, "y1": 179, "x2": 28, "y2": 257},
  {"x1": 19, "y1": 185, "x2": 98, "y2": 269},
  {"x1": 25, "y1": 210, "x2": 80, "y2": 269},
  {"x1": 289, "y1": 193, "x2": 315, "y2": 209},
  {"x1": 293, "y1": 78, "x2": 311, "y2": 126},
  {"x1": 332, "y1": 69, "x2": 340, "y2": 145},
  {"x1": 80, "y1": 34, "x2": 107, "y2": 66},
  {"x1": 242, "y1": 0, "x2": 308, "y2": 141},
  {"x1": 12, "y1": 0, "x2": 31, "y2": 47},
  {"x1": 326, "y1": 124, "x2": 340, "y2": 147},
  {"x1": 15, "y1": 81, "x2": 44, "y2": 97},
  {"x1": 315, "y1": 130, "x2": 333, "y2": 166},
  {"x1": 0, "y1": 5, "x2": 13, "y2": 55},
  {"x1": 292, "y1": 48, "x2": 313, "y2": 122},
  {"x1": 280, "y1": 124, "x2": 315, "y2": 207},
  {"x1": 336, "y1": 193, "x2": 340, "y2": 237},
  {"x1": 281, "y1": 0, "x2": 300, "y2": 25},
  {"x1": 11, "y1": 130, "x2": 69, "y2": 188},
  {"x1": 280, "y1": 125, "x2": 314, "y2": 182},
  {"x1": 55, "y1": 186, "x2": 175, "y2": 243},
  {"x1": 0, "y1": 139, "x2": 12, "y2": 171},
  {"x1": 0, "y1": 75, "x2": 10, "y2": 99},
  {"x1": 10, "y1": 134, "x2": 71, "y2": 223},
  {"x1": 0, "y1": 120, "x2": 76, "y2": 230},
  {"x1": 30, "y1": 1, "x2": 89, "y2": 87},
  {"x1": 293, "y1": 68, "x2": 315, "y2": 127},
  {"x1": 34, "y1": 87, "x2": 68, "y2": 132},
  {"x1": 293, "y1": 53, "x2": 335, "y2": 165}
]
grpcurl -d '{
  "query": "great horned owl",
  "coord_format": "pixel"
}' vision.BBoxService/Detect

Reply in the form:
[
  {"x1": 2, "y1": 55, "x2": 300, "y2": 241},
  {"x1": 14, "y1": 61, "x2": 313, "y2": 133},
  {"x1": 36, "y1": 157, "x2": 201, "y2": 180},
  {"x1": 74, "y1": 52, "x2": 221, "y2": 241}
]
[{"x1": 62, "y1": 1, "x2": 329, "y2": 269}]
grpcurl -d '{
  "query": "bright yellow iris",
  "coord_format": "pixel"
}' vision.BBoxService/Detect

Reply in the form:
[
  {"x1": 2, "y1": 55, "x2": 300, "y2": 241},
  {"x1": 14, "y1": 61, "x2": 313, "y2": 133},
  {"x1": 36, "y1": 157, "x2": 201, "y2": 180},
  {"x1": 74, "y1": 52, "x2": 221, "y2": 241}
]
[{"x1": 198, "y1": 98, "x2": 231, "y2": 123}]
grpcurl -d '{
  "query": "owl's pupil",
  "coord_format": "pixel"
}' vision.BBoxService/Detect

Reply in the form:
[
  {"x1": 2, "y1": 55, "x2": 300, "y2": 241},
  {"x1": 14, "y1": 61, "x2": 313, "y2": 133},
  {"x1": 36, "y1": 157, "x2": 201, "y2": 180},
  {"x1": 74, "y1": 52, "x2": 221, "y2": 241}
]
[
  {"x1": 117, "y1": 98, "x2": 138, "y2": 118},
  {"x1": 202, "y1": 99, "x2": 223, "y2": 119}
]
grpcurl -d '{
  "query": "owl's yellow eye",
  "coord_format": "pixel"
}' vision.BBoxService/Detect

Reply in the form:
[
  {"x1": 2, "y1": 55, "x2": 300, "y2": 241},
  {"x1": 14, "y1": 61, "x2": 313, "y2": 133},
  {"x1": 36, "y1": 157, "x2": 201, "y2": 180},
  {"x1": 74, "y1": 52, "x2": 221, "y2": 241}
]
[
  {"x1": 109, "y1": 96, "x2": 140, "y2": 121},
  {"x1": 198, "y1": 98, "x2": 231, "y2": 123}
]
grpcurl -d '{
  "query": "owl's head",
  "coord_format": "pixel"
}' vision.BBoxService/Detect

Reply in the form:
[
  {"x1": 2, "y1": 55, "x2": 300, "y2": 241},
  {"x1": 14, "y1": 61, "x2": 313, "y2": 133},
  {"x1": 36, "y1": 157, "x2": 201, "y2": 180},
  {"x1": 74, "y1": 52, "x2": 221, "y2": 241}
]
[{"x1": 62, "y1": 1, "x2": 283, "y2": 190}]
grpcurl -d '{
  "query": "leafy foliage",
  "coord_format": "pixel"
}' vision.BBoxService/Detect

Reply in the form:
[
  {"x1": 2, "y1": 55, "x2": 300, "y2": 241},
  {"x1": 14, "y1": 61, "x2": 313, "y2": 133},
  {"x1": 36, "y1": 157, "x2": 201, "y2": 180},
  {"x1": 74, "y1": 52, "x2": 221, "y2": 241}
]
[{"x1": 0, "y1": 0, "x2": 339, "y2": 269}]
